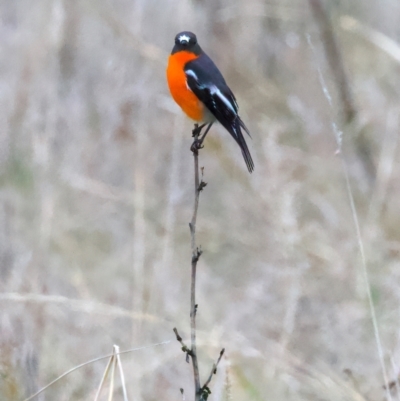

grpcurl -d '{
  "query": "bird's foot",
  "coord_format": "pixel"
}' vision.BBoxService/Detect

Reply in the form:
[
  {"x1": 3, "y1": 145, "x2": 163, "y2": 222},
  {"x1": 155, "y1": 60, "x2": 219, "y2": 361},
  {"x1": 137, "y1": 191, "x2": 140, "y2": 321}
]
[
  {"x1": 192, "y1": 123, "x2": 205, "y2": 138},
  {"x1": 190, "y1": 138, "x2": 204, "y2": 153}
]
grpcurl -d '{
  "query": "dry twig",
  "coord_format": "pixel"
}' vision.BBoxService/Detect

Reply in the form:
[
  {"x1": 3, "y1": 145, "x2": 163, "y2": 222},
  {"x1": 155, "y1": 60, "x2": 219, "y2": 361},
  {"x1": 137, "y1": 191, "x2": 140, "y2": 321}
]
[
  {"x1": 22, "y1": 342, "x2": 169, "y2": 401},
  {"x1": 174, "y1": 123, "x2": 226, "y2": 401},
  {"x1": 202, "y1": 348, "x2": 225, "y2": 393},
  {"x1": 188, "y1": 124, "x2": 206, "y2": 399}
]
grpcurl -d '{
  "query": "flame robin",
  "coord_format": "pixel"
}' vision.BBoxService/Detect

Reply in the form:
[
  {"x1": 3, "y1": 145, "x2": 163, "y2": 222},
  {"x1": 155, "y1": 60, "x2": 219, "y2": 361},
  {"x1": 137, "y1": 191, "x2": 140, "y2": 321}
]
[{"x1": 166, "y1": 31, "x2": 254, "y2": 173}]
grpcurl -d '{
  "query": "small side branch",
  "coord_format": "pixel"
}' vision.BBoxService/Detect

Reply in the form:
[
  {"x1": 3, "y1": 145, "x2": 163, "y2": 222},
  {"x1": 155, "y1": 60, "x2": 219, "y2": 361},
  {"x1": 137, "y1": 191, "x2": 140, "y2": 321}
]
[
  {"x1": 201, "y1": 348, "x2": 225, "y2": 399},
  {"x1": 173, "y1": 327, "x2": 192, "y2": 362}
]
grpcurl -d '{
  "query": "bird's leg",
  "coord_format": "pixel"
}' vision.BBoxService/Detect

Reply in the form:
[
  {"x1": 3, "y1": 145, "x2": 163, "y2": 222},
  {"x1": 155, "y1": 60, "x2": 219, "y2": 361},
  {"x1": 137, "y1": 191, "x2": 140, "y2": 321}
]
[
  {"x1": 198, "y1": 123, "x2": 213, "y2": 146},
  {"x1": 192, "y1": 123, "x2": 206, "y2": 138},
  {"x1": 190, "y1": 123, "x2": 213, "y2": 152},
  {"x1": 191, "y1": 123, "x2": 205, "y2": 152}
]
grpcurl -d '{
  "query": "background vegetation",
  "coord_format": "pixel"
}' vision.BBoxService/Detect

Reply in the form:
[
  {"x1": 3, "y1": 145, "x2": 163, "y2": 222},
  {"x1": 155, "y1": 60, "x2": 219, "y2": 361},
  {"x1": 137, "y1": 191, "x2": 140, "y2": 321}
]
[{"x1": 1, "y1": 0, "x2": 400, "y2": 400}]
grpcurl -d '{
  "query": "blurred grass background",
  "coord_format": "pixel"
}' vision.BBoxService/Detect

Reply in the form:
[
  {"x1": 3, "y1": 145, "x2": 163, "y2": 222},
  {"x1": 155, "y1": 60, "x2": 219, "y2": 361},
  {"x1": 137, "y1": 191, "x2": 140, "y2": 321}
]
[{"x1": 1, "y1": 0, "x2": 400, "y2": 400}]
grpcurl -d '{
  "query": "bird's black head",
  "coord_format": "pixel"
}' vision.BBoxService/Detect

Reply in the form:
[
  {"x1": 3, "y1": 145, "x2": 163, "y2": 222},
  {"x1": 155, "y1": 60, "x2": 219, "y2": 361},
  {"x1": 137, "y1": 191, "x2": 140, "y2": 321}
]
[{"x1": 171, "y1": 31, "x2": 202, "y2": 55}]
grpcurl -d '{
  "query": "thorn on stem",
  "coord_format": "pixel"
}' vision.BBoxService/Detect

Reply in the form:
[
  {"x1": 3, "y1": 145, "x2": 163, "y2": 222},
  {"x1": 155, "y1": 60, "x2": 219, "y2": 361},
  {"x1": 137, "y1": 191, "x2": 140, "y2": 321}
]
[
  {"x1": 212, "y1": 364, "x2": 217, "y2": 374},
  {"x1": 192, "y1": 246, "x2": 202, "y2": 263},
  {"x1": 198, "y1": 180, "x2": 207, "y2": 192},
  {"x1": 199, "y1": 167, "x2": 207, "y2": 191},
  {"x1": 190, "y1": 304, "x2": 198, "y2": 319}
]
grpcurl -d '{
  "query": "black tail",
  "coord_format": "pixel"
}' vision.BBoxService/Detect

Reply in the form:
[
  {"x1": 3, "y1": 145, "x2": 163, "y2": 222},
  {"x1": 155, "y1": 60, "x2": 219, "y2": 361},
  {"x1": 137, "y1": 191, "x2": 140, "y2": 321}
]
[{"x1": 230, "y1": 118, "x2": 254, "y2": 173}]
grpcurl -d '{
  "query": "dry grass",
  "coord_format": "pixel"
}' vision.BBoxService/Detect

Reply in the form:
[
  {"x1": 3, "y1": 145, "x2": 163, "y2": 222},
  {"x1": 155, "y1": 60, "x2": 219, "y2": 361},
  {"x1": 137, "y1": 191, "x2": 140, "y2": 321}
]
[{"x1": 1, "y1": 1, "x2": 400, "y2": 400}]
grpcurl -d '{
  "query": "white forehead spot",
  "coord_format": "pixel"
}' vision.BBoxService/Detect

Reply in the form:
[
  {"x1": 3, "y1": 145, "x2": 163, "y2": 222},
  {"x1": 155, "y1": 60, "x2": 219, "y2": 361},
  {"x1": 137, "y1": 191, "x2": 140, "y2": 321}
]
[{"x1": 179, "y1": 34, "x2": 190, "y2": 43}]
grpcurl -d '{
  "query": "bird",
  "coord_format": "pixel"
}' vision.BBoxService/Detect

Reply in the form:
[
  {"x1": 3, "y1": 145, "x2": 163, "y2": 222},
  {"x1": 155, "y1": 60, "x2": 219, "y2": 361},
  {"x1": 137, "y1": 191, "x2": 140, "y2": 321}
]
[{"x1": 166, "y1": 31, "x2": 254, "y2": 173}]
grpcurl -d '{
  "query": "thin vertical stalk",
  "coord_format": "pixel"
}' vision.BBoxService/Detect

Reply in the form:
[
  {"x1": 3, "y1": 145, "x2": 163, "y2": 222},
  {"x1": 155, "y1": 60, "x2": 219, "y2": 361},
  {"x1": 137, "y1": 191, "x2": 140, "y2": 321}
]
[{"x1": 189, "y1": 128, "x2": 202, "y2": 400}]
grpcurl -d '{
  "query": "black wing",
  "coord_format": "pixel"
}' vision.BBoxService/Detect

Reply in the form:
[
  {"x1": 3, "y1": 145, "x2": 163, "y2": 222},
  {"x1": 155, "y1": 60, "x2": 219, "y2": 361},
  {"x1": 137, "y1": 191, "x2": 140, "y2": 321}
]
[{"x1": 185, "y1": 53, "x2": 254, "y2": 173}]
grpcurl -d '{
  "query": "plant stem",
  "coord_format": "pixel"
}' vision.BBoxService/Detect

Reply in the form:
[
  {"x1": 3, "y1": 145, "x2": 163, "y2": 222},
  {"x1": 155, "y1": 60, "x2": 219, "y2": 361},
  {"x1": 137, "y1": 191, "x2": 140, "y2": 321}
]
[{"x1": 189, "y1": 127, "x2": 202, "y2": 400}]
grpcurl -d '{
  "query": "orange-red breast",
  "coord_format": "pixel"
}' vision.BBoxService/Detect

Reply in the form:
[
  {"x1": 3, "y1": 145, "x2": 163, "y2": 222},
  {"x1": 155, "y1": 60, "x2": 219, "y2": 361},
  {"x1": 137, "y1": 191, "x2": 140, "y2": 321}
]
[{"x1": 166, "y1": 31, "x2": 254, "y2": 173}]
